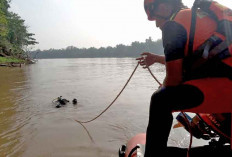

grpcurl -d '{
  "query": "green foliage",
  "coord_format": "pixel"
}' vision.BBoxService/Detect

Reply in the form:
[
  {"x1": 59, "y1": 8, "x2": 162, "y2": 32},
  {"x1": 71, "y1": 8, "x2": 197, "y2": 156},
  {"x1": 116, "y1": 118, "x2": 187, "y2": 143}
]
[
  {"x1": 7, "y1": 12, "x2": 38, "y2": 48},
  {"x1": 0, "y1": 0, "x2": 38, "y2": 59},
  {"x1": 0, "y1": 12, "x2": 8, "y2": 37},
  {"x1": 0, "y1": 0, "x2": 10, "y2": 13},
  {"x1": 0, "y1": 56, "x2": 24, "y2": 63},
  {"x1": 0, "y1": 0, "x2": 9, "y2": 41}
]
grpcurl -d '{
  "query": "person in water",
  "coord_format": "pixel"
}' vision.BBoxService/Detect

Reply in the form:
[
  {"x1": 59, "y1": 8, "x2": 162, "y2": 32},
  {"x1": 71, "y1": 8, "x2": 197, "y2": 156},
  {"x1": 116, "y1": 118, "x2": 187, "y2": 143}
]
[{"x1": 136, "y1": 0, "x2": 232, "y2": 156}]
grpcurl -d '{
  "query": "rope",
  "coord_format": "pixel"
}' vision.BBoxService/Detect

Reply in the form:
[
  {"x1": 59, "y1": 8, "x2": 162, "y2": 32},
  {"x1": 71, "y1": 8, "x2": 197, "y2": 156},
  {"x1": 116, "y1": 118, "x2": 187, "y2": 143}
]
[
  {"x1": 147, "y1": 65, "x2": 193, "y2": 157},
  {"x1": 74, "y1": 61, "x2": 194, "y2": 157},
  {"x1": 75, "y1": 63, "x2": 140, "y2": 123},
  {"x1": 74, "y1": 119, "x2": 95, "y2": 143},
  {"x1": 73, "y1": 61, "x2": 162, "y2": 146},
  {"x1": 181, "y1": 112, "x2": 193, "y2": 157},
  {"x1": 147, "y1": 66, "x2": 162, "y2": 86}
]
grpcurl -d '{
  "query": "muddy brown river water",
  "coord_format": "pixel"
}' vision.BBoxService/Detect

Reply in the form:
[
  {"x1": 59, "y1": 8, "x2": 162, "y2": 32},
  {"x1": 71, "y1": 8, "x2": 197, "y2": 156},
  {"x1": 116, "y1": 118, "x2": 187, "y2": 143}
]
[{"x1": 0, "y1": 58, "x2": 206, "y2": 157}]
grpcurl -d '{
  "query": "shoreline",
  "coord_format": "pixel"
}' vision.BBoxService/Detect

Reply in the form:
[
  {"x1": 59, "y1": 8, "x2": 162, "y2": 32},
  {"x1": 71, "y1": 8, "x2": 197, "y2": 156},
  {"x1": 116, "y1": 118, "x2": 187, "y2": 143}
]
[{"x1": 0, "y1": 57, "x2": 36, "y2": 67}]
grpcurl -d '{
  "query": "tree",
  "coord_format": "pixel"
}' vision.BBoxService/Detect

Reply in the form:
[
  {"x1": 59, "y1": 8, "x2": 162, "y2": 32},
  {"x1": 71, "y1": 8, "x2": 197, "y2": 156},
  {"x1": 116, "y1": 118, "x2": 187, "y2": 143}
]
[
  {"x1": 29, "y1": 37, "x2": 164, "y2": 59},
  {"x1": 0, "y1": 0, "x2": 38, "y2": 58},
  {"x1": 7, "y1": 12, "x2": 38, "y2": 48},
  {"x1": 0, "y1": 0, "x2": 9, "y2": 48}
]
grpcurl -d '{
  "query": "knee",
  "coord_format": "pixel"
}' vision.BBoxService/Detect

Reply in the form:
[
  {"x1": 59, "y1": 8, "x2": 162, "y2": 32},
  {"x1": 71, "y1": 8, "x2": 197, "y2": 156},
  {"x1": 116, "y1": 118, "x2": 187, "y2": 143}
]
[
  {"x1": 151, "y1": 90, "x2": 162, "y2": 105},
  {"x1": 180, "y1": 84, "x2": 204, "y2": 108},
  {"x1": 150, "y1": 88, "x2": 168, "y2": 111}
]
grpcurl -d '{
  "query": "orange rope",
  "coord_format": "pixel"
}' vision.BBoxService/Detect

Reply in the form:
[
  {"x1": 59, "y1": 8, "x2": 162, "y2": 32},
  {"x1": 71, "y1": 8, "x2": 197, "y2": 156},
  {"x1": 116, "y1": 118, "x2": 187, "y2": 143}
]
[
  {"x1": 74, "y1": 62, "x2": 195, "y2": 157},
  {"x1": 181, "y1": 112, "x2": 193, "y2": 157},
  {"x1": 75, "y1": 63, "x2": 139, "y2": 124},
  {"x1": 147, "y1": 66, "x2": 162, "y2": 86}
]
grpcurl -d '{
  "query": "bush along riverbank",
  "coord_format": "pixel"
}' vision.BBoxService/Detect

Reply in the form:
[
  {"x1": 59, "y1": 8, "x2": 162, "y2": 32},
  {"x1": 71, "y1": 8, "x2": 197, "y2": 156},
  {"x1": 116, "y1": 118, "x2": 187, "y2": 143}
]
[{"x1": 0, "y1": 57, "x2": 26, "y2": 67}]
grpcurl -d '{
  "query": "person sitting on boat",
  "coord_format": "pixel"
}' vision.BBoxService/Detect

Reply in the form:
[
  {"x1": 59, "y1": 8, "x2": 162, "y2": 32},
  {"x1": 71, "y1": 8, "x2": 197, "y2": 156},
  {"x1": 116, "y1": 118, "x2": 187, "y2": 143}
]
[{"x1": 136, "y1": 0, "x2": 232, "y2": 156}]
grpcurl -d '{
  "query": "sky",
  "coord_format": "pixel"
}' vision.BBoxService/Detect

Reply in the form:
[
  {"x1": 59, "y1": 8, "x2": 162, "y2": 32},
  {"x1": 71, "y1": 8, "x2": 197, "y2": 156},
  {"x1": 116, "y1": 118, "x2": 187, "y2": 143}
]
[{"x1": 9, "y1": 0, "x2": 232, "y2": 50}]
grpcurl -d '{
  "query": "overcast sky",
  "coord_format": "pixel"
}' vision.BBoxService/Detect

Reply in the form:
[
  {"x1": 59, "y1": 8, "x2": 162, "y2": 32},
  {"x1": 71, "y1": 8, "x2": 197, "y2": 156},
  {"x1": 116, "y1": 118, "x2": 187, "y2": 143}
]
[{"x1": 9, "y1": 0, "x2": 231, "y2": 50}]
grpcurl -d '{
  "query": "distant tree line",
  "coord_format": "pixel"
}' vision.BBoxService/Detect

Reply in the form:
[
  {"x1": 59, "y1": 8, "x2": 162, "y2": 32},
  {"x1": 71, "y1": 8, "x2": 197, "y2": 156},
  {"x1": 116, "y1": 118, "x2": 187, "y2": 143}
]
[
  {"x1": 31, "y1": 37, "x2": 164, "y2": 59},
  {"x1": 0, "y1": 0, "x2": 38, "y2": 58}
]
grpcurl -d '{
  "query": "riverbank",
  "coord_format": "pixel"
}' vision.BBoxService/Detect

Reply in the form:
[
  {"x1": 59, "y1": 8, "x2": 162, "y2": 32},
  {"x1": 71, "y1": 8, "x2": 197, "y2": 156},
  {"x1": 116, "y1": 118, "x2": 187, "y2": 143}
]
[{"x1": 0, "y1": 57, "x2": 25, "y2": 67}]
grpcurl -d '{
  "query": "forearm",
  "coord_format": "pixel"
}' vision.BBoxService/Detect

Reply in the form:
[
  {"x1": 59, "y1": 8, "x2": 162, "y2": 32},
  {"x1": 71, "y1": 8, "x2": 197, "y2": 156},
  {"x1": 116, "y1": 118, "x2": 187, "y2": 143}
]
[{"x1": 136, "y1": 52, "x2": 166, "y2": 68}]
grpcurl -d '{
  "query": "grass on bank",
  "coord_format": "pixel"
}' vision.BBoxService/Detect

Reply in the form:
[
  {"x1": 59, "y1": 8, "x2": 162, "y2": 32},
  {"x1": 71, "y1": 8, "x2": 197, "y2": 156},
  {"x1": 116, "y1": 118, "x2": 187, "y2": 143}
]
[{"x1": 0, "y1": 57, "x2": 24, "y2": 64}]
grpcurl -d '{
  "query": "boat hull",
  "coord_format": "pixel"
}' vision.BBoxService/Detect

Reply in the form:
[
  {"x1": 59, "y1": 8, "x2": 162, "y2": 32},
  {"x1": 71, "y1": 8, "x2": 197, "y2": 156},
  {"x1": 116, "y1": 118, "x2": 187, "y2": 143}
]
[{"x1": 119, "y1": 133, "x2": 232, "y2": 157}]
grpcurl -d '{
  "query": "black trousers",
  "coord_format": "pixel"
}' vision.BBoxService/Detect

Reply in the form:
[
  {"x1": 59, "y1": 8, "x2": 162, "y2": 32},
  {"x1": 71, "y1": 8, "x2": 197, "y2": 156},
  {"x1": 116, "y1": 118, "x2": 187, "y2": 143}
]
[{"x1": 144, "y1": 84, "x2": 204, "y2": 157}]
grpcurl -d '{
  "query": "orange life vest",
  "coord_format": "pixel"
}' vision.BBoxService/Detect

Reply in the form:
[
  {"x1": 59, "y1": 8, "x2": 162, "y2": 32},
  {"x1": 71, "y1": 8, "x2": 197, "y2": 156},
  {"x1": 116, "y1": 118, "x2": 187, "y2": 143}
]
[
  {"x1": 174, "y1": 9, "x2": 231, "y2": 61},
  {"x1": 199, "y1": 1, "x2": 232, "y2": 22},
  {"x1": 173, "y1": 1, "x2": 232, "y2": 68},
  {"x1": 204, "y1": 1, "x2": 232, "y2": 67},
  {"x1": 172, "y1": 3, "x2": 232, "y2": 145}
]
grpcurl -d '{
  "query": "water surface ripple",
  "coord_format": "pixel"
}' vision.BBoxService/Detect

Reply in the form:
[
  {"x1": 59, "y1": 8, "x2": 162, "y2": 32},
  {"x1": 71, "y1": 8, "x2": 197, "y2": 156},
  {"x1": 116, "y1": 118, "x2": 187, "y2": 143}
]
[{"x1": 0, "y1": 58, "x2": 206, "y2": 157}]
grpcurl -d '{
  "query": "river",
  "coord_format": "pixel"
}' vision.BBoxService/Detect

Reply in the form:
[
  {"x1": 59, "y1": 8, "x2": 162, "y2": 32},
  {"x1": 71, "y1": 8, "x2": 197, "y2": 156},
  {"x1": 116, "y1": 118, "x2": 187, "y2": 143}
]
[{"x1": 0, "y1": 58, "x2": 206, "y2": 157}]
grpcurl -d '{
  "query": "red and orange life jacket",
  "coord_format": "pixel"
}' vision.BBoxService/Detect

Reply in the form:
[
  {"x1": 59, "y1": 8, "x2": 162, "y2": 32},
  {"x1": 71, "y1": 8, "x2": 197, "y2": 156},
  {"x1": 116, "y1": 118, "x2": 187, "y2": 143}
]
[
  {"x1": 172, "y1": 1, "x2": 232, "y2": 144},
  {"x1": 172, "y1": 1, "x2": 232, "y2": 68}
]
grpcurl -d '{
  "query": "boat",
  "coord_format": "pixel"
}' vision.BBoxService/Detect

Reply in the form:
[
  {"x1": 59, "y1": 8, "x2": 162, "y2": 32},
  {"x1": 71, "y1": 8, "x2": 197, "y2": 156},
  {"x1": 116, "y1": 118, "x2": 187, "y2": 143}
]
[{"x1": 119, "y1": 113, "x2": 231, "y2": 157}]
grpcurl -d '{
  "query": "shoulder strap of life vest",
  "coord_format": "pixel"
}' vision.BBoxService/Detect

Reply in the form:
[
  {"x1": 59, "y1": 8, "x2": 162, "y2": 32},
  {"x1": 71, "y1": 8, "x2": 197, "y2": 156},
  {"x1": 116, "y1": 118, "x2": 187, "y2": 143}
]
[
  {"x1": 189, "y1": 0, "x2": 232, "y2": 59},
  {"x1": 188, "y1": 0, "x2": 199, "y2": 56},
  {"x1": 199, "y1": 1, "x2": 232, "y2": 59}
]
